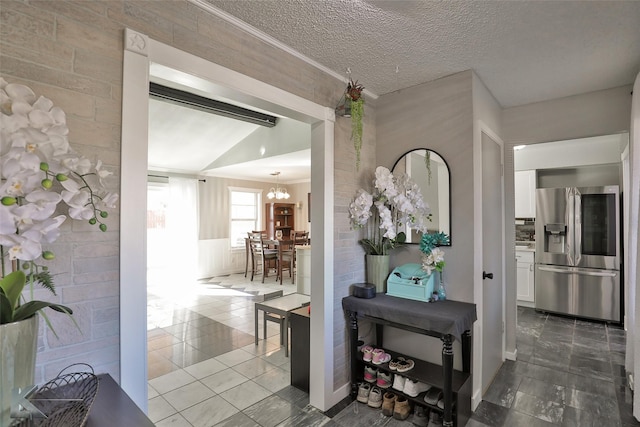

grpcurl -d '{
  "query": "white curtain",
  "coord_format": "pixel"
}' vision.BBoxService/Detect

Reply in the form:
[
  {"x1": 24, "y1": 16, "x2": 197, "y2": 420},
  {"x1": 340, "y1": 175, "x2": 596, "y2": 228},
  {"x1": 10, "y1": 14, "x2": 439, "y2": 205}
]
[
  {"x1": 627, "y1": 71, "x2": 640, "y2": 421},
  {"x1": 167, "y1": 177, "x2": 200, "y2": 284}
]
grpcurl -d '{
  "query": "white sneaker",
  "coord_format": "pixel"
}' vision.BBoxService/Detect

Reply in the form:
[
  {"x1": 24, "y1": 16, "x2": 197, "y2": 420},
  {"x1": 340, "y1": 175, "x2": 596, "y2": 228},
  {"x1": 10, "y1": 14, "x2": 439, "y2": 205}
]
[
  {"x1": 403, "y1": 378, "x2": 431, "y2": 397},
  {"x1": 356, "y1": 382, "x2": 371, "y2": 403},
  {"x1": 392, "y1": 374, "x2": 405, "y2": 391},
  {"x1": 367, "y1": 386, "x2": 383, "y2": 408}
]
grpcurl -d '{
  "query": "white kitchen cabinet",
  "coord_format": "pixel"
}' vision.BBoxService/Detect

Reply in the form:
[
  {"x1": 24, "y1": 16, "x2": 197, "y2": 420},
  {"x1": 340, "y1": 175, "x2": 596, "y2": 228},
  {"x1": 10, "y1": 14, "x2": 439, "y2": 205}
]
[
  {"x1": 516, "y1": 250, "x2": 535, "y2": 306},
  {"x1": 515, "y1": 170, "x2": 536, "y2": 218}
]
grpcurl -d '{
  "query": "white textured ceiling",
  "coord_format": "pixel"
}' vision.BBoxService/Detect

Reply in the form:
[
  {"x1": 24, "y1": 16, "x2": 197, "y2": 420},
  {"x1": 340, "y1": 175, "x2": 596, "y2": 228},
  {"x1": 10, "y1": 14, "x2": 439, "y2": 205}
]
[
  {"x1": 204, "y1": 0, "x2": 640, "y2": 107},
  {"x1": 150, "y1": 0, "x2": 640, "y2": 180}
]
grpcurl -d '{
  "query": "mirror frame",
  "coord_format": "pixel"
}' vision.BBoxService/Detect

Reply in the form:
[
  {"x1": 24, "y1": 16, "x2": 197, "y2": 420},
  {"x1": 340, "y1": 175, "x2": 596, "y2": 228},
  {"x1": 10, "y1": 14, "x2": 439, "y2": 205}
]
[{"x1": 392, "y1": 148, "x2": 452, "y2": 246}]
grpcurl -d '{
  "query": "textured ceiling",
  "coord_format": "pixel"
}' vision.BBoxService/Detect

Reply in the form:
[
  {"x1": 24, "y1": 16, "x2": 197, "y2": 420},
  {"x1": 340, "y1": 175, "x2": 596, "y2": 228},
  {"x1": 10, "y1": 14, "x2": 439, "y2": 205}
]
[{"x1": 204, "y1": 0, "x2": 640, "y2": 107}]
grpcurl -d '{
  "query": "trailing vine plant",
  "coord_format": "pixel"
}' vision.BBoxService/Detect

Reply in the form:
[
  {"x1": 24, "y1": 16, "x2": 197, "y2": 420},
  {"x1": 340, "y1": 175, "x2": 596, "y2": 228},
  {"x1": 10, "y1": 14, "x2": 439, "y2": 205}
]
[{"x1": 346, "y1": 79, "x2": 365, "y2": 170}]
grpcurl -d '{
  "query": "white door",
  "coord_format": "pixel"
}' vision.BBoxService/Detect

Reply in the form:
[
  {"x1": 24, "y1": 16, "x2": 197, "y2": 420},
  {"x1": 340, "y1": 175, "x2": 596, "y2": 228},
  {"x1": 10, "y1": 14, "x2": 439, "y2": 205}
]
[{"x1": 481, "y1": 130, "x2": 504, "y2": 393}]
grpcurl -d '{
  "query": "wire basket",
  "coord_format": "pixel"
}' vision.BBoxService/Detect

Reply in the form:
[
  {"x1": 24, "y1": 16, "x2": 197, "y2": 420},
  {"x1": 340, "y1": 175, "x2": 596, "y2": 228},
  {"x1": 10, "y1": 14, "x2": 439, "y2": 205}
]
[{"x1": 11, "y1": 363, "x2": 99, "y2": 427}]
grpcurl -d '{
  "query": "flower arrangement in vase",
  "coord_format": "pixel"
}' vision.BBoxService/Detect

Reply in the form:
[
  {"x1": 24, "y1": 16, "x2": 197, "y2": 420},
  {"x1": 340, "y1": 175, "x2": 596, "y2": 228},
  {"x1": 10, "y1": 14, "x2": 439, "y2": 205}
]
[
  {"x1": 420, "y1": 231, "x2": 450, "y2": 299},
  {"x1": 0, "y1": 78, "x2": 119, "y2": 424}
]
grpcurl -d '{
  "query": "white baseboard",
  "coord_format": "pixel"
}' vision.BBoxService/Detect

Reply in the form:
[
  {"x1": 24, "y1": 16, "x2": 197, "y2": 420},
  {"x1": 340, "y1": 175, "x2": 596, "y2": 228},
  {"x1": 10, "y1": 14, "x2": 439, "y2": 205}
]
[
  {"x1": 517, "y1": 301, "x2": 535, "y2": 308},
  {"x1": 505, "y1": 349, "x2": 517, "y2": 361},
  {"x1": 472, "y1": 389, "x2": 482, "y2": 411}
]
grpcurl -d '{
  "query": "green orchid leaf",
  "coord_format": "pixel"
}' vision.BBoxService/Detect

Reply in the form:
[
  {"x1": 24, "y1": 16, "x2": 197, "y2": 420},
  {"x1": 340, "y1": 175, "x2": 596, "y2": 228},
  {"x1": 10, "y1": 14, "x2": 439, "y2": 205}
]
[
  {"x1": 0, "y1": 290, "x2": 14, "y2": 324},
  {"x1": 0, "y1": 270, "x2": 26, "y2": 311},
  {"x1": 12, "y1": 301, "x2": 73, "y2": 322}
]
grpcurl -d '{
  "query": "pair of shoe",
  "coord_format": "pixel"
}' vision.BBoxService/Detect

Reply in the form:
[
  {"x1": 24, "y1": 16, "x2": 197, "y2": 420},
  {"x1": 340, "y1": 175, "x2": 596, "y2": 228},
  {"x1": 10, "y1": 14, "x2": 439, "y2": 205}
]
[
  {"x1": 357, "y1": 383, "x2": 385, "y2": 408},
  {"x1": 389, "y1": 356, "x2": 415, "y2": 372},
  {"x1": 361, "y1": 345, "x2": 392, "y2": 365},
  {"x1": 381, "y1": 391, "x2": 411, "y2": 420},
  {"x1": 392, "y1": 375, "x2": 431, "y2": 397},
  {"x1": 363, "y1": 366, "x2": 392, "y2": 388},
  {"x1": 423, "y1": 387, "x2": 443, "y2": 406},
  {"x1": 411, "y1": 404, "x2": 429, "y2": 427},
  {"x1": 427, "y1": 411, "x2": 443, "y2": 427}
]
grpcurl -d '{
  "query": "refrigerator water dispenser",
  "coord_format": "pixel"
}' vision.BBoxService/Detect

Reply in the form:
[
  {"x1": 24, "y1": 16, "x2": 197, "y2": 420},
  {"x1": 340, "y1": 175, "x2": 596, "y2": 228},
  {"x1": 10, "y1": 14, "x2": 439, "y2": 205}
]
[{"x1": 543, "y1": 223, "x2": 566, "y2": 253}]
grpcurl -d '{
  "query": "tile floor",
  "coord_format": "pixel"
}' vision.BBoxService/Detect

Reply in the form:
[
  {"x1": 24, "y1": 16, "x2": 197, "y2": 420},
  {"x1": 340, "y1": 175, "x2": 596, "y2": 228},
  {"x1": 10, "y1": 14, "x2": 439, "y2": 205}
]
[{"x1": 147, "y1": 273, "x2": 639, "y2": 426}]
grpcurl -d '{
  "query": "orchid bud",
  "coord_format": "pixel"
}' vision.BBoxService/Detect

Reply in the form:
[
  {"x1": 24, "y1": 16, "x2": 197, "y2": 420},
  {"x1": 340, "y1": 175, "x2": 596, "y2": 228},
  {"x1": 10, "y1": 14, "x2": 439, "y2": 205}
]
[
  {"x1": 42, "y1": 251, "x2": 55, "y2": 260},
  {"x1": 1, "y1": 196, "x2": 17, "y2": 206},
  {"x1": 41, "y1": 178, "x2": 53, "y2": 189},
  {"x1": 56, "y1": 173, "x2": 68, "y2": 182},
  {"x1": 100, "y1": 211, "x2": 108, "y2": 218},
  {"x1": 89, "y1": 218, "x2": 97, "y2": 225},
  {"x1": 99, "y1": 224, "x2": 107, "y2": 232},
  {"x1": 40, "y1": 162, "x2": 49, "y2": 171}
]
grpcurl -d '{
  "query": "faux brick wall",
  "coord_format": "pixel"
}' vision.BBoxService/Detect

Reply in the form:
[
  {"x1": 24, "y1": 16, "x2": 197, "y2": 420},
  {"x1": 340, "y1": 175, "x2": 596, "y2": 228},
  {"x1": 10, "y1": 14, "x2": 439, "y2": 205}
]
[{"x1": 1, "y1": 0, "x2": 371, "y2": 390}]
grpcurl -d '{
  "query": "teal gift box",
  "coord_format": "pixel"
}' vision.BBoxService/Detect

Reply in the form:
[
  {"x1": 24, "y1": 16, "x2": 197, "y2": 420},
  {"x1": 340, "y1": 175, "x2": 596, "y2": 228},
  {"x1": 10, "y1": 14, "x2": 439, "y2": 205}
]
[{"x1": 386, "y1": 263, "x2": 435, "y2": 302}]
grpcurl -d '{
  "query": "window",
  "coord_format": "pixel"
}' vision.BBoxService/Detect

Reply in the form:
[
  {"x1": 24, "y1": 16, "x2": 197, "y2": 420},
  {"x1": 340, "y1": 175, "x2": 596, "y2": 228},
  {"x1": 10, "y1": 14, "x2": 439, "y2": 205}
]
[{"x1": 229, "y1": 188, "x2": 261, "y2": 248}]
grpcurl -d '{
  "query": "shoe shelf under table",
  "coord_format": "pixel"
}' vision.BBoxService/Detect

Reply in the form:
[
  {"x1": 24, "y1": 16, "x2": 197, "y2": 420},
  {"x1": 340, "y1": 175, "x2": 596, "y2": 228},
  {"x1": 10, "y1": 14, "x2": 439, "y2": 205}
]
[{"x1": 342, "y1": 295, "x2": 477, "y2": 427}]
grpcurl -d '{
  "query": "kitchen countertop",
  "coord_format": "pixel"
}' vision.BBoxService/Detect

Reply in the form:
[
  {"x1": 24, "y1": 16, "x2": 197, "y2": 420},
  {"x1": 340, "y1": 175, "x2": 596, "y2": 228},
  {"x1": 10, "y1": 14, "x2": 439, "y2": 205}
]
[{"x1": 515, "y1": 241, "x2": 535, "y2": 251}]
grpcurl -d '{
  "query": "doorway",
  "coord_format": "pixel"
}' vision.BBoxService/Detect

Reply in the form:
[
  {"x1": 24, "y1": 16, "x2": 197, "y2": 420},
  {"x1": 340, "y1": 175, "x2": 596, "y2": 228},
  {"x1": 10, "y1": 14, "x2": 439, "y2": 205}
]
[{"x1": 120, "y1": 29, "x2": 335, "y2": 411}]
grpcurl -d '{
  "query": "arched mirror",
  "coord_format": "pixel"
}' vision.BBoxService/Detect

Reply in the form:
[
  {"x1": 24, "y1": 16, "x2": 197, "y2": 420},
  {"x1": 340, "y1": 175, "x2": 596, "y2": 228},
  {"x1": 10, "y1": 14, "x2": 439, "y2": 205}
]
[{"x1": 392, "y1": 149, "x2": 451, "y2": 245}]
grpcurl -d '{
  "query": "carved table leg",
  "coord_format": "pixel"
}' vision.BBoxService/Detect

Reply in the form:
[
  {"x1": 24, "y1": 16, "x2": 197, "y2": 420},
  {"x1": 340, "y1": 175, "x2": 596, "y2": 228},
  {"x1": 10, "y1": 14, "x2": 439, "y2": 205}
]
[
  {"x1": 442, "y1": 334, "x2": 454, "y2": 427},
  {"x1": 347, "y1": 310, "x2": 359, "y2": 399}
]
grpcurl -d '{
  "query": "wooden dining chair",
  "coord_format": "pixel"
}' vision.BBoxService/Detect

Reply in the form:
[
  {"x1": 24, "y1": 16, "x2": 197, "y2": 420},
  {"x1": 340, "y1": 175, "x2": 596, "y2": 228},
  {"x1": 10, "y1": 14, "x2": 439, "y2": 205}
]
[
  {"x1": 277, "y1": 239, "x2": 295, "y2": 285},
  {"x1": 248, "y1": 232, "x2": 278, "y2": 282},
  {"x1": 289, "y1": 231, "x2": 309, "y2": 283}
]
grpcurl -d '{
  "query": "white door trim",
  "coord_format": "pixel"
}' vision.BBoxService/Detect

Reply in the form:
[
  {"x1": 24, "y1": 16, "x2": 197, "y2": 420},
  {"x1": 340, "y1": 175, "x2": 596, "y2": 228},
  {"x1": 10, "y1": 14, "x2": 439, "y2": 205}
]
[{"x1": 121, "y1": 29, "x2": 336, "y2": 411}]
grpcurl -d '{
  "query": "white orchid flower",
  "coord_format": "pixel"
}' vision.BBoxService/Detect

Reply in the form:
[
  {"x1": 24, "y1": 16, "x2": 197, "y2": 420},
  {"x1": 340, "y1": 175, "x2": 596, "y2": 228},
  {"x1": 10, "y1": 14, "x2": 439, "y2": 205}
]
[
  {"x1": 62, "y1": 189, "x2": 94, "y2": 220},
  {"x1": 23, "y1": 190, "x2": 63, "y2": 220},
  {"x1": 1, "y1": 80, "x2": 118, "y2": 268},
  {"x1": 3, "y1": 234, "x2": 42, "y2": 261},
  {"x1": 21, "y1": 215, "x2": 66, "y2": 244}
]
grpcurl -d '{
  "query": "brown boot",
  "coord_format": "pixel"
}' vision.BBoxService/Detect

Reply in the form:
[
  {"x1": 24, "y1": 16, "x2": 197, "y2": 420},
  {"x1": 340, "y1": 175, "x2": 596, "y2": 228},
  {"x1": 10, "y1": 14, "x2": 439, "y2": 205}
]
[
  {"x1": 381, "y1": 391, "x2": 396, "y2": 417},
  {"x1": 393, "y1": 395, "x2": 412, "y2": 420}
]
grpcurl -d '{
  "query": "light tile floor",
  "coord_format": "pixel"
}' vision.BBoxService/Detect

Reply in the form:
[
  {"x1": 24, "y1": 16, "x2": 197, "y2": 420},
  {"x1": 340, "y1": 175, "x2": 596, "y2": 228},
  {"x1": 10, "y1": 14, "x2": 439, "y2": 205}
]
[{"x1": 148, "y1": 273, "x2": 639, "y2": 426}]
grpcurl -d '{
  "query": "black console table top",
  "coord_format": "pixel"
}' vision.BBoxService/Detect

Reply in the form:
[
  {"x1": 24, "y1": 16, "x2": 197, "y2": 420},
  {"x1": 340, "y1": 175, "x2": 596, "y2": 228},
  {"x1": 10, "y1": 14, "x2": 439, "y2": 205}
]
[
  {"x1": 86, "y1": 374, "x2": 154, "y2": 427},
  {"x1": 342, "y1": 294, "x2": 477, "y2": 342}
]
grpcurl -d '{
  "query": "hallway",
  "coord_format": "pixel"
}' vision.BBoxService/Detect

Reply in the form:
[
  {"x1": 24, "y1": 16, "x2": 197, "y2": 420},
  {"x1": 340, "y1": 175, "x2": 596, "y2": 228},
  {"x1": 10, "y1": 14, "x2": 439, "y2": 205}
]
[{"x1": 146, "y1": 274, "x2": 637, "y2": 426}]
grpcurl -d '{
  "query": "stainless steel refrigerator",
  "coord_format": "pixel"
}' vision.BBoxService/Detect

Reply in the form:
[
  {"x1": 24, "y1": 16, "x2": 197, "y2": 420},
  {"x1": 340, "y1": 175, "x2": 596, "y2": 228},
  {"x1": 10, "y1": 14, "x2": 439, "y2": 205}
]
[{"x1": 535, "y1": 186, "x2": 621, "y2": 323}]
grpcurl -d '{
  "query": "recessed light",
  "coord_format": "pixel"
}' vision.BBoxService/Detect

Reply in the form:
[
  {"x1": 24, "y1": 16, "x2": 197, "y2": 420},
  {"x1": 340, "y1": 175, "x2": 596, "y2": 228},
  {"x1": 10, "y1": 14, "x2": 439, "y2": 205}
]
[{"x1": 513, "y1": 145, "x2": 526, "y2": 151}]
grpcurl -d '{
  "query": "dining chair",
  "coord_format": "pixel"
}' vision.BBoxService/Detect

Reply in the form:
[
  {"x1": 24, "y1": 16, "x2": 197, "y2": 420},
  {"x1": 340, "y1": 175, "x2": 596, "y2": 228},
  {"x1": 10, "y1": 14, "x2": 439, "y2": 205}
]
[
  {"x1": 248, "y1": 232, "x2": 278, "y2": 282},
  {"x1": 277, "y1": 239, "x2": 295, "y2": 285},
  {"x1": 289, "y1": 231, "x2": 309, "y2": 284}
]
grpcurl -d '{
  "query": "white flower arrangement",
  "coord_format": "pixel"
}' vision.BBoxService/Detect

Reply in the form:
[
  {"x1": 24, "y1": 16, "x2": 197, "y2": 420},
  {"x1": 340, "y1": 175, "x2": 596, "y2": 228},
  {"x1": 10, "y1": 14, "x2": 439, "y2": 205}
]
[
  {"x1": 349, "y1": 166, "x2": 431, "y2": 255},
  {"x1": 0, "y1": 78, "x2": 118, "y2": 274},
  {"x1": 419, "y1": 231, "x2": 450, "y2": 275}
]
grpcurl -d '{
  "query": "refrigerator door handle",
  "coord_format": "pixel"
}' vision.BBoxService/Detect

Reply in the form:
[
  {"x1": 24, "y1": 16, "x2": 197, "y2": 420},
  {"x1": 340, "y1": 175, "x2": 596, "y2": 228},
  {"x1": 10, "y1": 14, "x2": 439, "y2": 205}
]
[
  {"x1": 574, "y1": 190, "x2": 582, "y2": 265},
  {"x1": 538, "y1": 266, "x2": 574, "y2": 274},
  {"x1": 566, "y1": 188, "x2": 574, "y2": 265},
  {"x1": 538, "y1": 266, "x2": 617, "y2": 277}
]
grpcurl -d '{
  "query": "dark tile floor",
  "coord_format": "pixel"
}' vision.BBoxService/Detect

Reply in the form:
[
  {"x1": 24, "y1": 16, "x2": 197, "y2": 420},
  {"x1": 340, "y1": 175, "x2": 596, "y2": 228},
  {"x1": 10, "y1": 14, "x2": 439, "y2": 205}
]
[
  {"x1": 147, "y1": 274, "x2": 638, "y2": 426},
  {"x1": 466, "y1": 306, "x2": 639, "y2": 427}
]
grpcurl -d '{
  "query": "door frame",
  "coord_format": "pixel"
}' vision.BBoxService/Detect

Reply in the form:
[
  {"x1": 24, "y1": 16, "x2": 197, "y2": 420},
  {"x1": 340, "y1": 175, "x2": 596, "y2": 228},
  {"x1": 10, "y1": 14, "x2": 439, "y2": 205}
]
[
  {"x1": 472, "y1": 120, "x2": 506, "y2": 408},
  {"x1": 121, "y1": 29, "x2": 336, "y2": 411}
]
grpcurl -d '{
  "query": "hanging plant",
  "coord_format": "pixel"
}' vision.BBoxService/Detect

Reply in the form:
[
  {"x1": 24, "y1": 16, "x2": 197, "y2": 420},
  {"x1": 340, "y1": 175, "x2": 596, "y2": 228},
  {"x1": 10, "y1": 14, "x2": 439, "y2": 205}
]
[
  {"x1": 345, "y1": 79, "x2": 365, "y2": 170},
  {"x1": 425, "y1": 150, "x2": 432, "y2": 184}
]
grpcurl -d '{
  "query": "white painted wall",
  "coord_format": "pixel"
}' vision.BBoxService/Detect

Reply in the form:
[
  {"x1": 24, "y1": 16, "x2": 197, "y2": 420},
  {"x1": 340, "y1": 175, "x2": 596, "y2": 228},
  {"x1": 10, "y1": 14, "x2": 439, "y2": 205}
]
[{"x1": 515, "y1": 133, "x2": 629, "y2": 171}]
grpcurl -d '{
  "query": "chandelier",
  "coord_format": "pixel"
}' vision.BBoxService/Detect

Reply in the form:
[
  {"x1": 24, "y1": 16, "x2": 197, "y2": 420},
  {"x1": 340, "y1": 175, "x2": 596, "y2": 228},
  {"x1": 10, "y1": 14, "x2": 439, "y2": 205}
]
[{"x1": 267, "y1": 171, "x2": 290, "y2": 200}]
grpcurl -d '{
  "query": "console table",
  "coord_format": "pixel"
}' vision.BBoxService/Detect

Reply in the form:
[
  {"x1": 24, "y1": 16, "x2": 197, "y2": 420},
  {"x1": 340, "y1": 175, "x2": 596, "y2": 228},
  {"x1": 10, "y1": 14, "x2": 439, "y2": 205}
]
[
  {"x1": 255, "y1": 293, "x2": 310, "y2": 356},
  {"x1": 342, "y1": 295, "x2": 476, "y2": 427}
]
